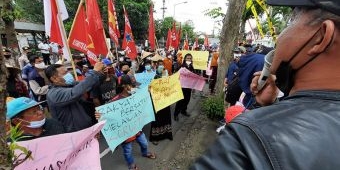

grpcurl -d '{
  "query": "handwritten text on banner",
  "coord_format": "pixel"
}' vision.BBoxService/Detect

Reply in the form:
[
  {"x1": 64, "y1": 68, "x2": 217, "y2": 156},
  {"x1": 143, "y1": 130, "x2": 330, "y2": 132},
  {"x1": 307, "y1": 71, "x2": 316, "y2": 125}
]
[
  {"x1": 96, "y1": 87, "x2": 155, "y2": 151},
  {"x1": 15, "y1": 121, "x2": 105, "y2": 170},
  {"x1": 180, "y1": 50, "x2": 209, "y2": 70},
  {"x1": 150, "y1": 72, "x2": 184, "y2": 112}
]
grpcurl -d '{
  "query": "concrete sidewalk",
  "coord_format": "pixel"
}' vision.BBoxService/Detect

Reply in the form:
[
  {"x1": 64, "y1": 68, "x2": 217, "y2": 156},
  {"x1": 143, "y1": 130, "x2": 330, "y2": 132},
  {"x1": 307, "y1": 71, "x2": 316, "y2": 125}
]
[{"x1": 99, "y1": 91, "x2": 206, "y2": 170}]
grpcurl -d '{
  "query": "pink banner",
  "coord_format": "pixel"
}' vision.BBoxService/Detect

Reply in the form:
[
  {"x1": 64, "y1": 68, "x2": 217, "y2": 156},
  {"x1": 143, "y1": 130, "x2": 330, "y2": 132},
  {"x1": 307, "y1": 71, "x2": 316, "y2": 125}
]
[
  {"x1": 179, "y1": 68, "x2": 206, "y2": 91},
  {"x1": 14, "y1": 121, "x2": 105, "y2": 170}
]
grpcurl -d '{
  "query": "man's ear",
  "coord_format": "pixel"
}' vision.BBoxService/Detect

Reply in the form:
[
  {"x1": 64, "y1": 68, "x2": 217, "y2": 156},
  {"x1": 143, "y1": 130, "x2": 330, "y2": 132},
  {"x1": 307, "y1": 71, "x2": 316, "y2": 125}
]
[{"x1": 308, "y1": 20, "x2": 335, "y2": 55}]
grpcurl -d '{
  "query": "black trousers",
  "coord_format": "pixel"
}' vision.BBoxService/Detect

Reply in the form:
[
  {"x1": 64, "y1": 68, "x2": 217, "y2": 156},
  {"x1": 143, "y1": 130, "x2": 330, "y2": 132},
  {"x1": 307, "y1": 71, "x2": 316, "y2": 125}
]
[
  {"x1": 174, "y1": 88, "x2": 192, "y2": 116},
  {"x1": 209, "y1": 66, "x2": 218, "y2": 93},
  {"x1": 42, "y1": 53, "x2": 51, "y2": 65}
]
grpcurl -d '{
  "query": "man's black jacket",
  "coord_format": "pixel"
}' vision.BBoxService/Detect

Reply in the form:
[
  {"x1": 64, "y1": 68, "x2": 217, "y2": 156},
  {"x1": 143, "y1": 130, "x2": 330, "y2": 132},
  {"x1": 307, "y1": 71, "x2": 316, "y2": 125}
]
[{"x1": 191, "y1": 91, "x2": 340, "y2": 170}]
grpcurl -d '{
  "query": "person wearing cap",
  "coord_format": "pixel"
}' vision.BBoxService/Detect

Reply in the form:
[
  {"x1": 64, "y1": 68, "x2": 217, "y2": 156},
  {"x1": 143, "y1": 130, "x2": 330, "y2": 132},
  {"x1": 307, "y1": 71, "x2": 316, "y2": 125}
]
[
  {"x1": 45, "y1": 62, "x2": 105, "y2": 132},
  {"x1": 91, "y1": 58, "x2": 118, "y2": 106},
  {"x1": 6, "y1": 97, "x2": 65, "y2": 141},
  {"x1": 224, "y1": 48, "x2": 242, "y2": 106},
  {"x1": 236, "y1": 44, "x2": 265, "y2": 106},
  {"x1": 27, "y1": 55, "x2": 50, "y2": 106},
  {"x1": 191, "y1": 1, "x2": 340, "y2": 169},
  {"x1": 6, "y1": 64, "x2": 29, "y2": 98},
  {"x1": 18, "y1": 46, "x2": 30, "y2": 69}
]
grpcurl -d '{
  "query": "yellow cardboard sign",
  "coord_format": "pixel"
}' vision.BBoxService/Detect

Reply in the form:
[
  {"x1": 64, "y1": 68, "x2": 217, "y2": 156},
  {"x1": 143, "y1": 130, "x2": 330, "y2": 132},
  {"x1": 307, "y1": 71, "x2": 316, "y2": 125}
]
[
  {"x1": 150, "y1": 72, "x2": 184, "y2": 112},
  {"x1": 179, "y1": 50, "x2": 209, "y2": 70}
]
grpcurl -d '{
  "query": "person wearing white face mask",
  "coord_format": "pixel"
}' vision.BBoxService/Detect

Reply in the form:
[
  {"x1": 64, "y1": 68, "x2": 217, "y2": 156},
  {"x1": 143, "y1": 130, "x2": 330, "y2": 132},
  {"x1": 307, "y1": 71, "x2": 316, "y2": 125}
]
[
  {"x1": 45, "y1": 62, "x2": 105, "y2": 132},
  {"x1": 174, "y1": 53, "x2": 195, "y2": 121},
  {"x1": 6, "y1": 97, "x2": 65, "y2": 141},
  {"x1": 27, "y1": 55, "x2": 50, "y2": 107}
]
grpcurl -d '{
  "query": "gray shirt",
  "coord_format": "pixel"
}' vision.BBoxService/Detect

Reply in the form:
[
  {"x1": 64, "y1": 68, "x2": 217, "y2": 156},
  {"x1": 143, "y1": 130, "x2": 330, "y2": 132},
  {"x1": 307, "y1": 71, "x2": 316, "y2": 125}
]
[{"x1": 47, "y1": 71, "x2": 102, "y2": 132}]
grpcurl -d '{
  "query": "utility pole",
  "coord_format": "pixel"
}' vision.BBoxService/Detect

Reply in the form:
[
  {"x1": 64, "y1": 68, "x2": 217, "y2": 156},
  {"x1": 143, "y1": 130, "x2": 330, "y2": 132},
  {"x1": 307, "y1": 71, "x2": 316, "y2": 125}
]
[{"x1": 160, "y1": 0, "x2": 167, "y2": 20}]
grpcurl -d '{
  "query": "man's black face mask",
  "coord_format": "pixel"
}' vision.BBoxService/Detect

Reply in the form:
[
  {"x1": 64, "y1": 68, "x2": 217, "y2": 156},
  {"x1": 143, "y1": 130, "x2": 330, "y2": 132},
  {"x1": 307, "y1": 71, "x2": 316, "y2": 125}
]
[{"x1": 275, "y1": 26, "x2": 327, "y2": 96}]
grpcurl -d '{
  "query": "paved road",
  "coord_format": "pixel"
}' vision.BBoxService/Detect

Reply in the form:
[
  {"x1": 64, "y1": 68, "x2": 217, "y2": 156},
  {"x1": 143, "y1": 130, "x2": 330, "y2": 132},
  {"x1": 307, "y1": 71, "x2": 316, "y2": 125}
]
[{"x1": 99, "y1": 91, "x2": 205, "y2": 170}]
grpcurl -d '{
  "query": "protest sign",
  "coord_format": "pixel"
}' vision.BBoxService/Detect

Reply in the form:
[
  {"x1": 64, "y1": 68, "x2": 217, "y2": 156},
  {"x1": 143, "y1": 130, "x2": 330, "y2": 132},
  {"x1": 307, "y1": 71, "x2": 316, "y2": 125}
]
[
  {"x1": 180, "y1": 50, "x2": 209, "y2": 70},
  {"x1": 179, "y1": 68, "x2": 206, "y2": 91},
  {"x1": 135, "y1": 72, "x2": 156, "y2": 88},
  {"x1": 14, "y1": 121, "x2": 105, "y2": 170},
  {"x1": 150, "y1": 72, "x2": 184, "y2": 112},
  {"x1": 96, "y1": 87, "x2": 155, "y2": 151}
]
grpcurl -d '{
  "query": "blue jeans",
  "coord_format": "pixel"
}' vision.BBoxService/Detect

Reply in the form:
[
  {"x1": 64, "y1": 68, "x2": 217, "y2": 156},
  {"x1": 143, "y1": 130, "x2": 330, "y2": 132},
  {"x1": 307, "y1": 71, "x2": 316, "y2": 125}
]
[{"x1": 121, "y1": 132, "x2": 149, "y2": 167}]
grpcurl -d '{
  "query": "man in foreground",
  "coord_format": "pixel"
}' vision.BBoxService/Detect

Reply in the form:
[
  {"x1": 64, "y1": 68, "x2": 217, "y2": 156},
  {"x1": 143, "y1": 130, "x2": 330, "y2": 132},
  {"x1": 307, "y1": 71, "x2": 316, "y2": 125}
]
[
  {"x1": 7, "y1": 97, "x2": 64, "y2": 141},
  {"x1": 191, "y1": 0, "x2": 340, "y2": 169},
  {"x1": 45, "y1": 62, "x2": 104, "y2": 132}
]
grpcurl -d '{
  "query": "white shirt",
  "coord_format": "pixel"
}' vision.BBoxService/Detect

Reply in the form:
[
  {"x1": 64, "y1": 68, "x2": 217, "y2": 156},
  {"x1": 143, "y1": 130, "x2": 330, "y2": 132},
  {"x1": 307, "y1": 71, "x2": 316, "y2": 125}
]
[
  {"x1": 38, "y1": 42, "x2": 51, "y2": 54},
  {"x1": 18, "y1": 53, "x2": 29, "y2": 69}
]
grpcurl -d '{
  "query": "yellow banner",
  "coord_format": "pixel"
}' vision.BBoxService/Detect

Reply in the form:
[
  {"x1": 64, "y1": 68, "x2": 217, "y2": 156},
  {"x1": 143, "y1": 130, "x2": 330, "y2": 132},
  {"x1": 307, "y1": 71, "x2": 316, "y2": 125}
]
[
  {"x1": 179, "y1": 50, "x2": 209, "y2": 70},
  {"x1": 150, "y1": 72, "x2": 184, "y2": 112}
]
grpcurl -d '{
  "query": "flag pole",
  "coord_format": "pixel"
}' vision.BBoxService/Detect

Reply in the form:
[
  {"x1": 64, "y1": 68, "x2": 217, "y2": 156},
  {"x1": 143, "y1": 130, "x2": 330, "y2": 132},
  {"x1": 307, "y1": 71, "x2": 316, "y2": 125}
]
[{"x1": 56, "y1": 0, "x2": 80, "y2": 81}]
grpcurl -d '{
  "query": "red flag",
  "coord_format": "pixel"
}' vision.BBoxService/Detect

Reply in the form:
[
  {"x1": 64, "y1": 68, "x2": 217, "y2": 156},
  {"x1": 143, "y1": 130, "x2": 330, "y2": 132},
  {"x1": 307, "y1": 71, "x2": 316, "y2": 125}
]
[
  {"x1": 68, "y1": 3, "x2": 98, "y2": 65},
  {"x1": 44, "y1": 0, "x2": 71, "y2": 60},
  {"x1": 192, "y1": 37, "x2": 198, "y2": 51},
  {"x1": 86, "y1": 0, "x2": 108, "y2": 56},
  {"x1": 122, "y1": 6, "x2": 137, "y2": 59},
  {"x1": 183, "y1": 33, "x2": 189, "y2": 50},
  {"x1": 108, "y1": 0, "x2": 120, "y2": 46},
  {"x1": 176, "y1": 24, "x2": 181, "y2": 49},
  {"x1": 148, "y1": 5, "x2": 156, "y2": 51},
  {"x1": 170, "y1": 22, "x2": 178, "y2": 49},
  {"x1": 165, "y1": 29, "x2": 171, "y2": 50},
  {"x1": 204, "y1": 34, "x2": 209, "y2": 47}
]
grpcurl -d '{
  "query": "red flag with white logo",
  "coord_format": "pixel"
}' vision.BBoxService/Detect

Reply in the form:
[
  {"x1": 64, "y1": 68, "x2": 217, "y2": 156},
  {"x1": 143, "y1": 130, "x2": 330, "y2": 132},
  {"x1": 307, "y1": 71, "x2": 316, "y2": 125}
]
[{"x1": 122, "y1": 6, "x2": 137, "y2": 59}]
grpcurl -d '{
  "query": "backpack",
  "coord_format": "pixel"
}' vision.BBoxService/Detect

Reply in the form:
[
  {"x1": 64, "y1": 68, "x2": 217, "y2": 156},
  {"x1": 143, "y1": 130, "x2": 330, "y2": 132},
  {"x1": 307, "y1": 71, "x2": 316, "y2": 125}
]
[{"x1": 225, "y1": 69, "x2": 243, "y2": 106}]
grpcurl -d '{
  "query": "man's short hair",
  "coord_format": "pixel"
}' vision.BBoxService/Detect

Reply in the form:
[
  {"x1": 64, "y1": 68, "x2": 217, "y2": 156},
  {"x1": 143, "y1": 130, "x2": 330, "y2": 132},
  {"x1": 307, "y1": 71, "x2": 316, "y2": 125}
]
[
  {"x1": 28, "y1": 54, "x2": 41, "y2": 64},
  {"x1": 45, "y1": 64, "x2": 63, "y2": 81}
]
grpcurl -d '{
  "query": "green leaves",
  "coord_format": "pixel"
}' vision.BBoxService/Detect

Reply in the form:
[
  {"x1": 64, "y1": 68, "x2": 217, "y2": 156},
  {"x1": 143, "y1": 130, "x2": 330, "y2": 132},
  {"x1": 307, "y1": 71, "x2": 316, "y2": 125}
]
[{"x1": 201, "y1": 96, "x2": 225, "y2": 120}]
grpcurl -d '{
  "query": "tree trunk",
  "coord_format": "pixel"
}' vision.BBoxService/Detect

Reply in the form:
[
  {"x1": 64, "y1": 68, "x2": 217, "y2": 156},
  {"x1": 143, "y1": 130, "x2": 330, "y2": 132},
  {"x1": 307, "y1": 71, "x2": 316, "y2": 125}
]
[
  {"x1": 2, "y1": 0, "x2": 20, "y2": 63},
  {"x1": 0, "y1": 2, "x2": 12, "y2": 169},
  {"x1": 0, "y1": 29, "x2": 11, "y2": 170},
  {"x1": 215, "y1": 0, "x2": 246, "y2": 98}
]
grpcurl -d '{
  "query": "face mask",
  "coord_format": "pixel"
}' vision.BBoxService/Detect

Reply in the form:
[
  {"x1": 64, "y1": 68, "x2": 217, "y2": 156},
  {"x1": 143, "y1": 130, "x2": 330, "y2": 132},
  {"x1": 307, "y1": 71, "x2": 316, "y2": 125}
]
[
  {"x1": 233, "y1": 53, "x2": 241, "y2": 58},
  {"x1": 63, "y1": 72, "x2": 75, "y2": 85},
  {"x1": 157, "y1": 65, "x2": 164, "y2": 72},
  {"x1": 35, "y1": 62, "x2": 46, "y2": 69},
  {"x1": 275, "y1": 27, "x2": 324, "y2": 95},
  {"x1": 119, "y1": 57, "x2": 124, "y2": 62},
  {"x1": 20, "y1": 118, "x2": 46, "y2": 128},
  {"x1": 167, "y1": 55, "x2": 172, "y2": 59},
  {"x1": 186, "y1": 61, "x2": 192, "y2": 65},
  {"x1": 145, "y1": 65, "x2": 151, "y2": 71}
]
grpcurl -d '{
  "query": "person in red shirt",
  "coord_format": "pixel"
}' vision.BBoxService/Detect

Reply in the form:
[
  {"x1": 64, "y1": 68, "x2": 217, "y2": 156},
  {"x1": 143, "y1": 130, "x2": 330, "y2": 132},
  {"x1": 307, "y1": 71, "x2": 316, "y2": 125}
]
[{"x1": 112, "y1": 75, "x2": 156, "y2": 170}]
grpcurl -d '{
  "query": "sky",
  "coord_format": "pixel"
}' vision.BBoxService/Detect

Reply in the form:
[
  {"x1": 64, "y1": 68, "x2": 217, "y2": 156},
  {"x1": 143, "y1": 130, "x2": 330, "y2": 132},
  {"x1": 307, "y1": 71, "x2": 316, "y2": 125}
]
[{"x1": 153, "y1": 0, "x2": 229, "y2": 35}]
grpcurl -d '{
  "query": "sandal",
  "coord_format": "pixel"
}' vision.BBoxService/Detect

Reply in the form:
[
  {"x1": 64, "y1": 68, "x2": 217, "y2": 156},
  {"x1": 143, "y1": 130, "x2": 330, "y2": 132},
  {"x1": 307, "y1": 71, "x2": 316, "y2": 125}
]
[{"x1": 143, "y1": 152, "x2": 156, "y2": 159}]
